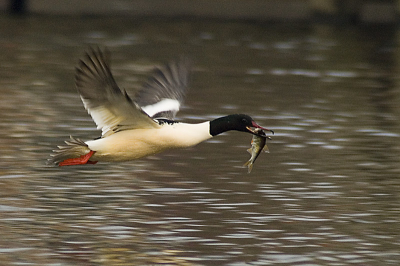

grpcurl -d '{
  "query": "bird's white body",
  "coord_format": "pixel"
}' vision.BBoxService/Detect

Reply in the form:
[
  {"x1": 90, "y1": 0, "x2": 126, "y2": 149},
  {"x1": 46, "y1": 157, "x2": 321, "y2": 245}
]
[{"x1": 86, "y1": 122, "x2": 212, "y2": 162}]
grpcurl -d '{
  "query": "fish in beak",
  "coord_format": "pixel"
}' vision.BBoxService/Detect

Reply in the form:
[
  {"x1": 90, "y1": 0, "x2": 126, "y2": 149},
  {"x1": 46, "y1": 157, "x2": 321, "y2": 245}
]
[{"x1": 246, "y1": 121, "x2": 274, "y2": 137}]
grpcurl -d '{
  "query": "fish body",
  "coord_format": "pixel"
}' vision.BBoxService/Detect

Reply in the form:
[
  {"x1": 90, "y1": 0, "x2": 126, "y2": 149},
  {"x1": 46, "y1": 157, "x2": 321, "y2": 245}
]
[{"x1": 243, "y1": 128, "x2": 269, "y2": 173}]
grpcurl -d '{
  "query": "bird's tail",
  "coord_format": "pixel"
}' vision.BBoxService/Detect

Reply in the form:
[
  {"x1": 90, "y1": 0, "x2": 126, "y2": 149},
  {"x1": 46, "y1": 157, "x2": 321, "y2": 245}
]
[{"x1": 47, "y1": 136, "x2": 95, "y2": 166}]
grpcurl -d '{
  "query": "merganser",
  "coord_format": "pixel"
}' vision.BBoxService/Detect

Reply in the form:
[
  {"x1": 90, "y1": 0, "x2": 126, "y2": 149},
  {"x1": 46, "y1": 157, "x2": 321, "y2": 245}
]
[{"x1": 48, "y1": 48, "x2": 274, "y2": 167}]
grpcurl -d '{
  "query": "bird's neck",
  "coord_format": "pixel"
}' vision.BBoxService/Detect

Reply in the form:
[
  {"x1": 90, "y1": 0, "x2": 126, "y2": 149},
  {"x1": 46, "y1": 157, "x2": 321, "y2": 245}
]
[
  {"x1": 162, "y1": 114, "x2": 248, "y2": 147},
  {"x1": 209, "y1": 115, "x2": 238, "y2": 136},
  {"x1": 162, "y1": 122, "x2": 212, "y2": 148}
]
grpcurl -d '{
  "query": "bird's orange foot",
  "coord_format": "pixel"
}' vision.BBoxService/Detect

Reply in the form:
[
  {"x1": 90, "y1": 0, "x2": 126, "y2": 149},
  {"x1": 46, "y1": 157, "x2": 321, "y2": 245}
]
[{"x1": 59, "y1": 150, "x2": 97, "y2": 166}]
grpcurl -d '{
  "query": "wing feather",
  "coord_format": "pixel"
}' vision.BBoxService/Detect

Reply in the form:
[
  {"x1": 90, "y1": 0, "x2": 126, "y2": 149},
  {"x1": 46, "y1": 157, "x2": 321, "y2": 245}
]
[
  {"x1": 75, "y1": 48, "x2": 160, "y2": 137},
  {"x1": 135, "y1": 56, "x2": 191, "y2": 119}
]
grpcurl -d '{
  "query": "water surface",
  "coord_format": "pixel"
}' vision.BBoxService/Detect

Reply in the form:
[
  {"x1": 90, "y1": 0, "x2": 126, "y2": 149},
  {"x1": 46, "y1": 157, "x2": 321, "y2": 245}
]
[{"x1": 0, "y1": 16, "x2": 400, "y2": 265}]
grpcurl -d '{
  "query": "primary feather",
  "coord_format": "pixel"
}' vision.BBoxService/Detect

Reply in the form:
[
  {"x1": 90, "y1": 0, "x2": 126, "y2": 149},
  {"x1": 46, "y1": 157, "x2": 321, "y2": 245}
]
[
  {"x1": 75, "y1": 48, "x2": 161, "y2": 137},
  {"x1": 135, "y1": 56, "x2": 191, "y2": 119}
]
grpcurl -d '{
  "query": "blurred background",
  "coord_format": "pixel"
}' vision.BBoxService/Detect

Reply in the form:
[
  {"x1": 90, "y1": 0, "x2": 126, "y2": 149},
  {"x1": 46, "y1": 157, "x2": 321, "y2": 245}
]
[
  {"x1": 0, "y1": 0, "x2": 399, "y2": 23},
  {"x1": 1, "y1": 0, "x2": 400, "y2": 265}
]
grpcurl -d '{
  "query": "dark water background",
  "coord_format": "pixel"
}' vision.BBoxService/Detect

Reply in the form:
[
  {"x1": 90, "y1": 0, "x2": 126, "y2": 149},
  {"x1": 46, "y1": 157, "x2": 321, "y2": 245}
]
[{"x1": 0, "y1": 16, "x2": 399, "y2": 265}]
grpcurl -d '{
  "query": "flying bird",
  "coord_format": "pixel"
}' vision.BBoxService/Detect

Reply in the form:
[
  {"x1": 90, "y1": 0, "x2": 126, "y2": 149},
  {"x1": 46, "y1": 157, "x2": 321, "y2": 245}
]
[{"x1": 48, "y1": 48, "x2": 273, "y2": 167}]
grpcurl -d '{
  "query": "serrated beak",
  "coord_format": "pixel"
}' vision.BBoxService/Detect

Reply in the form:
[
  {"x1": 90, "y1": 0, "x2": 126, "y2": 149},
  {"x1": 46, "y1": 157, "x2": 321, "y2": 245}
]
[{"x1": 246, "y1": 121, "x2": 274, "y2": 136}]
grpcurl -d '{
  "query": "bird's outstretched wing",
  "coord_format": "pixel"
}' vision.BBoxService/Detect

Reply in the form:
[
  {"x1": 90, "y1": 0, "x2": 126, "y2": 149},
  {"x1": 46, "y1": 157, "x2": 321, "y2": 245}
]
[
  {"x1": 76, "y1": 48, "x2": 160, "y2": 137},
  {"x1": 135, "y1": 56, "x2": 191, "y2": 119}
]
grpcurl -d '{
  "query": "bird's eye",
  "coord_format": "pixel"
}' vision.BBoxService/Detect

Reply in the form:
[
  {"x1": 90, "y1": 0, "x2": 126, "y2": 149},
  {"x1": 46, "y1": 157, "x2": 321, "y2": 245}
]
[{"x1": 242, "y1": 118, "x2": 247, "y2": 123}]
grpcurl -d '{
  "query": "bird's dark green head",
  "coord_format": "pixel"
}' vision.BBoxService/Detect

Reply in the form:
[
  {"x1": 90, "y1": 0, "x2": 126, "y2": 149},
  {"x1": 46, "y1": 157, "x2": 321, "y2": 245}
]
[{"x1": 210, "y1": 114, "x2": 274, "y2": 136}]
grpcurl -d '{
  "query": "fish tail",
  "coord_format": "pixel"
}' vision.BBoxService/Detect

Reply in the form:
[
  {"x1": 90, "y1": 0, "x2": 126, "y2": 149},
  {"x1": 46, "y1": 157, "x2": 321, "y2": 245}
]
[{"x1": 243, "y1": 160, "x2": 253, "y2": 173}]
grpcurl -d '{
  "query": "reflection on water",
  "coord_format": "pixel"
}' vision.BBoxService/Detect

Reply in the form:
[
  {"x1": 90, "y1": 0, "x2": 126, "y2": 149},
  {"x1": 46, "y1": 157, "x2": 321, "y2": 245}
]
[{"x1": 1, "y1": 17, "x2": 400, "y2": 265}]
